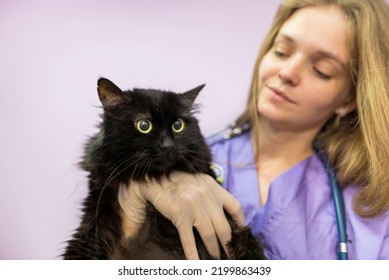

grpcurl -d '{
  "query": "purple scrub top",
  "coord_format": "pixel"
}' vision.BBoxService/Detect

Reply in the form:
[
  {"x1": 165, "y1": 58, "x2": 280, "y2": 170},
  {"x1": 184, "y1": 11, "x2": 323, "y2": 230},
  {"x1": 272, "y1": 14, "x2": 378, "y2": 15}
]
[{"x1": 207, "y1": 128, "x2": 389, "y2": 259}]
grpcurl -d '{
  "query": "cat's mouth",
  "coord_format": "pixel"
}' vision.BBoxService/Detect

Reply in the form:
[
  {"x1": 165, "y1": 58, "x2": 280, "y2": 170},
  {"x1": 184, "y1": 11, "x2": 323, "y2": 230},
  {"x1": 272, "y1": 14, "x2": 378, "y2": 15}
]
[
  {"x1": 162, "y1": 152, "x2": 176, "y2": 163},
  {"x1": 152, "y1": 152, "x2": 176, "y2": 168}
]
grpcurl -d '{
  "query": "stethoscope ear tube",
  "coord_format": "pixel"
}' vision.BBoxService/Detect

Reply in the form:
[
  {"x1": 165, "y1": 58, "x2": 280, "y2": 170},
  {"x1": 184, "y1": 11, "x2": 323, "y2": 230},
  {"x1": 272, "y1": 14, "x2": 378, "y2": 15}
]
[{"x1": 319, "y1": 151, "x2": 349, "y2": 260}]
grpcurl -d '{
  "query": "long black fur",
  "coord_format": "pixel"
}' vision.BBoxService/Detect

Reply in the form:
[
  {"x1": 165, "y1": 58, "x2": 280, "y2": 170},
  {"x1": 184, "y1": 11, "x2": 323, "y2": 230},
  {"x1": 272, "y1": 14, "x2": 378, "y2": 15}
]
[{"x1": 62, "y1": 78, "x2": 266, "y2": 259}]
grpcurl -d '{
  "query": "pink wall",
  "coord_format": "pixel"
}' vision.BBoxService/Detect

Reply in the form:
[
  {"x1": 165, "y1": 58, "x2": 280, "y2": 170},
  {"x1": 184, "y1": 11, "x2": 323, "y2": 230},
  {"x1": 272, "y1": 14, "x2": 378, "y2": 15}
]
[
  {"x1": 0, "y1": 0, "x2": 280, "y2": 259},
  {"x1": 2, "y1": 0, "x2": 389, "y2": 261}
]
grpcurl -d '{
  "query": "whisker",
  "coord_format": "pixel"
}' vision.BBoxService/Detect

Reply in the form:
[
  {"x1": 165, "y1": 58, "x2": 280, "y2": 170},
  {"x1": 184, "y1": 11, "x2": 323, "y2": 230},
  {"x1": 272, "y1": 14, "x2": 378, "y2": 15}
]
[
  {"x1": 141, "y1": 158, "x2": 153, "y2": 180},
  {"x1": 180, "y1": 150, "x2": 212, "y2": 164},
  {"x1": 179, "y1": 156, "x2": 197, "y2": 173},
  {"x1": 104, "y1": 154, "x2": 140, "y2": 187},
  {"x1": 94, "y1": 156, "x2": 143, "y2": 220},
  {"x1": 178, "y1": 155, "x2": 216, "y2": 190}
]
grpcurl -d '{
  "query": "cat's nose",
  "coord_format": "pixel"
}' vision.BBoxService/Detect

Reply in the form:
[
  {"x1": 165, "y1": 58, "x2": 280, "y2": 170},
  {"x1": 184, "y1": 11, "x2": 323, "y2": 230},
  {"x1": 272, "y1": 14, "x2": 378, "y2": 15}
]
[{"x1": 160, "y1": 137, "x2": 175, "y2": 152}]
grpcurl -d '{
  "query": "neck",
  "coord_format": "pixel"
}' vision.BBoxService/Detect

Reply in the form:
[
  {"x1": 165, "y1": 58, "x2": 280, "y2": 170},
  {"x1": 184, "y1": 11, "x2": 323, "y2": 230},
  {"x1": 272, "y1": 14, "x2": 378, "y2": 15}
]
[
  {"x1": 256, "y1": 119, "x2": 318, "y2": 170},
  {"x1": 254, "y1": 118, "x2": 320, "y2": 206}
]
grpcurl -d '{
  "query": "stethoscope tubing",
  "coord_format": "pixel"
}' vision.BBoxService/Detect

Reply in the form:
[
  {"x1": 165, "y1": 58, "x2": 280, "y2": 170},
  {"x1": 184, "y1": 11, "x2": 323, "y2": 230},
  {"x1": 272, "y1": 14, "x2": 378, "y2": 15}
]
[{"x1": 320, "y1": 152, "x2": 349, "y2": 260}]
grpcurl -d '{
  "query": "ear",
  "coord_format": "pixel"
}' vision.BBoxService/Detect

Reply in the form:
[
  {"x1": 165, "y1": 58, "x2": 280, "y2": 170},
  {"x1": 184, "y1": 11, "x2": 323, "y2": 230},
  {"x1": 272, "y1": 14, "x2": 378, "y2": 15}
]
[
  {"x1": 97, "y1": 77, "x2": 125, "y2": 108},
  {"x1": 334, "y1": 94, "x2": 357, "y2": 117},
  {"x1": 182, "y1": 84, "x2": 205, "y2": 104},
  {"x1": 334, "y1": 91, "x2": 357, "y2": 118}
]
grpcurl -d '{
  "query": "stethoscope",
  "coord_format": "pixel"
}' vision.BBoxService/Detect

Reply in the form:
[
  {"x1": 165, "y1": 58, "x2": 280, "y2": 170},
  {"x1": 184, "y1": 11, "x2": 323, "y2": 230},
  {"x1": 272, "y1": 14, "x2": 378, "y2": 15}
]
[
  {"x1": 214, "y1": 124, "x2": 349, "y2": 260},
  {"x1": 317, "y1": 151, "x2": 349, "y2": 260}
]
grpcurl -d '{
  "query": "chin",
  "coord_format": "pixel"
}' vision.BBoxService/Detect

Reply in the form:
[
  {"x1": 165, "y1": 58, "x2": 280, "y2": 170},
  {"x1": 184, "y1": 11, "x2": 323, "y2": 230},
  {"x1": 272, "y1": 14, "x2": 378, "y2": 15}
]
[{"x1": 257, "y1": 102, "x2": 287, "y2": 122}]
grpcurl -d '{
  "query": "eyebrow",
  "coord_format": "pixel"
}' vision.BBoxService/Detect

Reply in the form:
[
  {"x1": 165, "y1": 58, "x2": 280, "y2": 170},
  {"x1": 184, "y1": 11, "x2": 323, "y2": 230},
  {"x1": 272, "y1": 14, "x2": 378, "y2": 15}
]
[{"x1": 275, "y1": 34, "x2": 348, "y2": 71}]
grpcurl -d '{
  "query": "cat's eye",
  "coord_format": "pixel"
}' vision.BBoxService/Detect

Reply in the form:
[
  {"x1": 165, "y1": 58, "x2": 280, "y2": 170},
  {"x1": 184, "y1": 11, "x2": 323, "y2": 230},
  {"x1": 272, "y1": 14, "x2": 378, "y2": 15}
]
[
  {"x1": 172, "y1": 119, "x2": 185, "y2": 133},
  {"x1": 136, "y1": 119, "x2": 152, "y2": 134}
]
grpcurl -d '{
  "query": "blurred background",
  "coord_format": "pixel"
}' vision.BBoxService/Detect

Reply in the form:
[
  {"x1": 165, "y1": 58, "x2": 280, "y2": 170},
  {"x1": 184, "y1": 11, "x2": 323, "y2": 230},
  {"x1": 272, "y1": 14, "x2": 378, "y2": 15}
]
[{"x1": 0, "y1": 0, "x2": 281, "y2": 259}]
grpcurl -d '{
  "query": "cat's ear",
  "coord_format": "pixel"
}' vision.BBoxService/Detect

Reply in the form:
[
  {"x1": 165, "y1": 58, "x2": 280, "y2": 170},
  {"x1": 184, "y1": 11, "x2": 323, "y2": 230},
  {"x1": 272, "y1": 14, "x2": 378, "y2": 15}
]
[
  {"x1": 97, "y1": 78, "x2": 126, "y2": 108},
  {"x1": 183, "y1": 84, "x2": 205, "y2": 104}
]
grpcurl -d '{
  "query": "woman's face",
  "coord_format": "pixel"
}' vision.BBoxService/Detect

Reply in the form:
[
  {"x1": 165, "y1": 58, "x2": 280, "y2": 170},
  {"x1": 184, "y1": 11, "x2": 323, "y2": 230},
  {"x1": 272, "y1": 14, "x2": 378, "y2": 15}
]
[{"x1": 257, "y1": 6, "x2": 356, "y2": 132}]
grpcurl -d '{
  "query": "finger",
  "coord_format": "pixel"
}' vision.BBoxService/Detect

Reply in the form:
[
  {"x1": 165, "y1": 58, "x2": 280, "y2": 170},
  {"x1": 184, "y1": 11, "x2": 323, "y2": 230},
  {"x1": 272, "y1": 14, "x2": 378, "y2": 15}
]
[
  {"x1": 195, "y1": 222, "x2": 221, "y2": 259},
  {"x1": 177, "y1": 224, "x2": 199, "y2": 260},
  {"x1": 211, "y1": 211, "x2": 233, "y2": 258},
  {"x1": 219, "y1": 190, "x2": 245, "y2": 226}
]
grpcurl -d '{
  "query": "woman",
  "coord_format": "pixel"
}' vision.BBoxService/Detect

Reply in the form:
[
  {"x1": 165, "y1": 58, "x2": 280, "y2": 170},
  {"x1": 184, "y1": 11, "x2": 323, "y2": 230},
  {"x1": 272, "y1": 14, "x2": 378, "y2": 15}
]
[{"x1": 120, "y1": 0, "x2": 389, "y2": 259}]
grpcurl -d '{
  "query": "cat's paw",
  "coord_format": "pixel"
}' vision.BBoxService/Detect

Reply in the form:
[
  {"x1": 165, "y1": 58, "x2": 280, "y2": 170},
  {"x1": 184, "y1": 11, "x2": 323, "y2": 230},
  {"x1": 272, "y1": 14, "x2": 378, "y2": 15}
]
[{"x1": 228, "y1": 226, "x2": 267, "y2": 260}]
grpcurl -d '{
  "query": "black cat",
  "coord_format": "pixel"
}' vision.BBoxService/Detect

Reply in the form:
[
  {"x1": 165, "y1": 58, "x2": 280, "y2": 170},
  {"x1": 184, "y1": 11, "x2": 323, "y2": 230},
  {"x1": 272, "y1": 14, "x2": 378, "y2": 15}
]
[{"x1": 63, "y1": 78, "x2": 266, "y2": 259}]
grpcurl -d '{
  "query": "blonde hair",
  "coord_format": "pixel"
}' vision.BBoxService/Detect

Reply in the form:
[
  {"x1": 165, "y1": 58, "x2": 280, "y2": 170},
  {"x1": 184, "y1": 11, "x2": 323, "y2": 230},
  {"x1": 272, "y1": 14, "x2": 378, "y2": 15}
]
[{"x1": 235, "y1": 0, "x2": 389, "y2": 218}]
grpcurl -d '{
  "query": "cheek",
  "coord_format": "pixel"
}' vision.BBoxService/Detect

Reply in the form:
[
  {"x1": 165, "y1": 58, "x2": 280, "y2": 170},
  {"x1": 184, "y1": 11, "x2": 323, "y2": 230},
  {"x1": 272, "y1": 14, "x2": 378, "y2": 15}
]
[
  {"x1": 258, "y1": 54, "x2": 278, "y2": 84},
  {"x1": 306, "y1": 81, "x2": 351, "y2": 109},
  {"x1": 299, "y1": 88, "x2": 348, "y2": 123}
]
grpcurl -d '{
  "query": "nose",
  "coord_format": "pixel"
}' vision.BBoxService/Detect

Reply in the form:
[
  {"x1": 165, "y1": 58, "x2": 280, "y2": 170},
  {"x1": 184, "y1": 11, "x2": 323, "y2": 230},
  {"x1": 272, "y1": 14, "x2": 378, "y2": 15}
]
[
  {"x1": 160, "y1": 136, "x2": 175, "y2": 152},
  {"x1": 278, "y1": 57, "x2": 301, "y2": 86}
]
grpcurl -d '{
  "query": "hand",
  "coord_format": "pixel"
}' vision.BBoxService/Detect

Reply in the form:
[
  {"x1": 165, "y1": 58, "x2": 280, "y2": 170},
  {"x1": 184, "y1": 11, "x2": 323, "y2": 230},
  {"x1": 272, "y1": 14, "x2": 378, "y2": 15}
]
[{"x1": 120, "y1": 172, "x2": 245, "y2": 259}]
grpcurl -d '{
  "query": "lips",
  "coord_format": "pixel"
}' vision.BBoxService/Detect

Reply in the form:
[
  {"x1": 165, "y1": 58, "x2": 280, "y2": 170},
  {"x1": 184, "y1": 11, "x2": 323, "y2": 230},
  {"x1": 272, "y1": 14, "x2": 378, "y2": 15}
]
[{"x1": 267, "y1": 86, "x2": 297, "y2": 104}]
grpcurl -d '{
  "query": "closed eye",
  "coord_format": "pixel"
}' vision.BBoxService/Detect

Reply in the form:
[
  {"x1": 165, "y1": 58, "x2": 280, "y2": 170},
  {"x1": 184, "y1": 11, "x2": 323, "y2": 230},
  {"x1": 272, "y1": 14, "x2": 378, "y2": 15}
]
[
  {"x1": 314, "y1": 68, "x2": 331, "y2": 80},
  {"x1": 274, "y1": 50, "x2": 288, "y2": 58}
]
